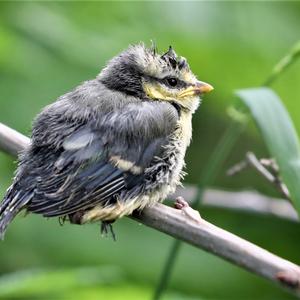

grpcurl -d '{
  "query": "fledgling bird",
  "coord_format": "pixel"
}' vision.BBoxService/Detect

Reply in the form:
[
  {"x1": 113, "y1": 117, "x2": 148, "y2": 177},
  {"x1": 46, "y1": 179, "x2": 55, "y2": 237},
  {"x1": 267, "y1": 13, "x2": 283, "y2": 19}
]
[{"x1": 0, "y1": 44, "x2": 213, "y2": 239}]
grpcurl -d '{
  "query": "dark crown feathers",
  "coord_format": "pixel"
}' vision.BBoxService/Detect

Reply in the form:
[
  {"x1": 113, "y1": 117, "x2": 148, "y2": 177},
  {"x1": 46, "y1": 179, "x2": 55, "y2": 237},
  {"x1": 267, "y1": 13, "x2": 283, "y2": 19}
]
[{"x1": 160, "y1": 46, "x2": 188, "y2": 70}]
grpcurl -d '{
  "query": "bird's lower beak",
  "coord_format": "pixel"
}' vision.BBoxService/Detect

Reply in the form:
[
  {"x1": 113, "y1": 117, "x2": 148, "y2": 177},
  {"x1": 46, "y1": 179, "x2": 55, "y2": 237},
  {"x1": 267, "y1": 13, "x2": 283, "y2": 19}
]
[{"x1": 179, "y1": 81, "x2": 214, "y2": 98}]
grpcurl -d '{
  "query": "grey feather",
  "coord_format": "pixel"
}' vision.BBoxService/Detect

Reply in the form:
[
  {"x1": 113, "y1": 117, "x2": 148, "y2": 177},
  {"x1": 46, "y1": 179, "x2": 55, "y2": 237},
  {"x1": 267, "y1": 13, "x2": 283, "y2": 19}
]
[
  {"x1": 9, "y1": 95, "x2": 178, "y2": 220},
  {"x1": 63, "y1": 127, "x2": 95, "y2": 151}
]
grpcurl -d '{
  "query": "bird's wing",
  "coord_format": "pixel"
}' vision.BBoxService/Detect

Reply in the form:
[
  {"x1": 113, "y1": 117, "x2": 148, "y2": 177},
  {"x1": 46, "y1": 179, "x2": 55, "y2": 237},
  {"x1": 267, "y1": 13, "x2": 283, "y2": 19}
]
[{"x1": 27, "y1": 101, "x2": 179, "y2": 217}]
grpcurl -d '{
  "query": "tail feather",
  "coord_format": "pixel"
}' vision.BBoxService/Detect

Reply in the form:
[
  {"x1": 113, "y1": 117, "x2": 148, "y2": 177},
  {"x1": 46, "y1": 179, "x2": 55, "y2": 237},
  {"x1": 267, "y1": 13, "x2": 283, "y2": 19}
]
[
  {"x1": 0, "y1": 186, "x2": 13, "y2": 215},
  {"x1": 0, "y1": 188, "x2": 33, "y2": 240}
]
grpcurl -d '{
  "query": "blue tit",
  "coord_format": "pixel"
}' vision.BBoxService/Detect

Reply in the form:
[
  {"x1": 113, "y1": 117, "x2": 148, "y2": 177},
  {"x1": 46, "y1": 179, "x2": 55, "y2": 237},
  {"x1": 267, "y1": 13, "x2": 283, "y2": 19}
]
[{"x1": 0, "y1": 44, "x2": 213, "y2": 239}]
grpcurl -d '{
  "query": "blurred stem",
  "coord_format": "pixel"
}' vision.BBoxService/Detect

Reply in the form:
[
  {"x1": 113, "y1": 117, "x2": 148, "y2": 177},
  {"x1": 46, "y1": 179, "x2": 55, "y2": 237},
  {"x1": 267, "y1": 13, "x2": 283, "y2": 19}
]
[
  {"x1": 264, "y1": 40, "x2": 300, "y2": 86},
  {"x1": 153, "y1": 240, "x2": 181, "y2": 300},
  {"x1": 194, "y1": 119, "x2": 247, "y2": 206},
  {"x1": 153, "y1": 39, "x2": 300, "y2": 300}
]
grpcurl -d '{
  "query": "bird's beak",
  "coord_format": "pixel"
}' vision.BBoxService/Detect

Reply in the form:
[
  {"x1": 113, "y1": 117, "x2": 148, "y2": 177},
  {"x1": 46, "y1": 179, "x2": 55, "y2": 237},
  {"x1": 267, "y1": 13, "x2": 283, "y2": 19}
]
[
  {"x1": 194, "y1": 81, "x2": 214, "y2": 94},
  {"x1": 179, "y1": 81, "x2": 214, "y2": 98}
]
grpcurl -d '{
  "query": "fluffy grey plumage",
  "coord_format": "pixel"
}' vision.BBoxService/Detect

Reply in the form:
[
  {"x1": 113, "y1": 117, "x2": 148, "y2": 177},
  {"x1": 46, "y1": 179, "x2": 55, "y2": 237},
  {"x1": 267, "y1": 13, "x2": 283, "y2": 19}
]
[{"x1": 0, "y1": 44, "x2": 213, "y2": 239}]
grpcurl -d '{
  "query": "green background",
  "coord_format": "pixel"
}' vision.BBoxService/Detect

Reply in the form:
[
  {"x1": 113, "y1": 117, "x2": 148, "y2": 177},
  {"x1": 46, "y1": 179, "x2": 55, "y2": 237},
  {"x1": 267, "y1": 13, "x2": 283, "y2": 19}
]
[{"x1": 0, "y1": 1, "x2": 299, "y2": 299}]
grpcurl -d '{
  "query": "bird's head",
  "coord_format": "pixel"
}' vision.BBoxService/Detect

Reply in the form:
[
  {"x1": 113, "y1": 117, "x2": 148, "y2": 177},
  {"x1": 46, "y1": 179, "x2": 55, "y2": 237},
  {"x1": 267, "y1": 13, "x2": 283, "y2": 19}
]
[{"x1": 98, "y1": 44, "x2": 213, "y2": 111}]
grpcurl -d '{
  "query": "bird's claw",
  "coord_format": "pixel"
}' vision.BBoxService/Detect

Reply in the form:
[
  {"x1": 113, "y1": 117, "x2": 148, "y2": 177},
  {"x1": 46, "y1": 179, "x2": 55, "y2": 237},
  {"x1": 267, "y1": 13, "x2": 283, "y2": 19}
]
[
  {"x1": 174, "y1": 196, "x2": 202, "y2": 224},
  {"x1": 174, "y1": 196, "x2": 189, "y2": 209},
  {"x1": 101, "y1": 221, "x2": 116, "y2": 241}
]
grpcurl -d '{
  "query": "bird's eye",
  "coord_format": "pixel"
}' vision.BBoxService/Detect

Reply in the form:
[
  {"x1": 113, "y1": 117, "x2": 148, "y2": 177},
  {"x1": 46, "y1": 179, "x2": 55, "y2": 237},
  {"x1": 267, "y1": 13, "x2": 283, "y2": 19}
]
[{"x1": 166, "y1": 77, "x2": 178, "y2": 87}]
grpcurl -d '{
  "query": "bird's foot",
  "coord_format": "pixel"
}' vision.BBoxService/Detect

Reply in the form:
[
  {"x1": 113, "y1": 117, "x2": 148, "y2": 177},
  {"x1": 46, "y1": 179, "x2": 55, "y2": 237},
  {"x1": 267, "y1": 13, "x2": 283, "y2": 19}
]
[
  {"x1": 101, "y1": 221, "x2": 116, "y2": 241},
  {"x1": 58, "y1": 215, "x2": 67, "y2": 226},
  {"x1": 174, "y1": 196, "x2": 202, "y2": 224}
]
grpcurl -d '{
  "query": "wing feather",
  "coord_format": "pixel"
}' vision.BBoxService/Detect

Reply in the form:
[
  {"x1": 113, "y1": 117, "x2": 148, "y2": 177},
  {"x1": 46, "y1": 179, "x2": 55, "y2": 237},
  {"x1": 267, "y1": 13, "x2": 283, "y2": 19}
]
[{"x1": 26, "y1": 100, "x2": 179, "y2": 217}]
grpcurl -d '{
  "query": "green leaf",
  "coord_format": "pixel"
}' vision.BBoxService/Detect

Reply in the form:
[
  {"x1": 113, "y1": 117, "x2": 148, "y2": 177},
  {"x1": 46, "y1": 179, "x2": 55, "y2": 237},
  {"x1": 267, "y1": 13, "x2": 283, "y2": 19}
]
[{"x1": 236, "y1": 87, "x2": 300, "y2": 214}]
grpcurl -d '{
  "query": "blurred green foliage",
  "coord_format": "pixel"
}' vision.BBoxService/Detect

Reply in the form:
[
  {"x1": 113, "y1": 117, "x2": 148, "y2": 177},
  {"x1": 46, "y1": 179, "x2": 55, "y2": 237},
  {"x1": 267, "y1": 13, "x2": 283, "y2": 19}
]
[
  {"x1": 0, "y1": 267, "x2": 201, "y2": 300},
  {"x1": 0, "y1": 2, "x2": 300, "y2": 299}
]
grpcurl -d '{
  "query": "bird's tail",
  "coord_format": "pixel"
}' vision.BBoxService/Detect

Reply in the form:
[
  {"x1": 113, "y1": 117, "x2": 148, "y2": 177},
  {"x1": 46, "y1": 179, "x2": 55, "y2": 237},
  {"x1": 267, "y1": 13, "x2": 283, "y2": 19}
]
[{"x1": 0, "y1": 186, "x2": 32, "y2": 240}]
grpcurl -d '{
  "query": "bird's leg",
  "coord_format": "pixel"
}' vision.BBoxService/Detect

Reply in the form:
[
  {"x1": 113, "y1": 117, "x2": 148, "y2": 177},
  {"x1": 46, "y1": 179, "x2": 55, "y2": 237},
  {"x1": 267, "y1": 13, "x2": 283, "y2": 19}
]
[
  {"x1": 100, "y1": 221, "x2": 108, "y2": 235},
  {"x1": 58, "y1": 215, "x2": 67, "y2": 226},
  {"x1": 174, "y1": 196, "x2": 202, "y2": 224},
  {"x1": 100, "y1": 220, "x2": 116, "y2": 241},
  {"x1": 68, "y1": 210, "x2": 117, "y2": 240}
]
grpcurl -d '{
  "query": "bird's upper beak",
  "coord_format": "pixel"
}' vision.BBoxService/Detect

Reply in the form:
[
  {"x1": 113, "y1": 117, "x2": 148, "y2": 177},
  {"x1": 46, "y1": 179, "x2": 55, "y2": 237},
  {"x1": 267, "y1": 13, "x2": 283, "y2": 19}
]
[{"x1": 179, "y1": 81, "x2": 214, "y2": 98}]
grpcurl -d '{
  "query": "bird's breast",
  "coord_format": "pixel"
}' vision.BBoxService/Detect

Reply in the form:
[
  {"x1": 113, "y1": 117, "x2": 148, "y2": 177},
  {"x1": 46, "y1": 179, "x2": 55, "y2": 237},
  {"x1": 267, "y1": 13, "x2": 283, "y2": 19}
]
[
  {"x1": 145, "y1": 110, "x2": 193, "y2": 194},
  {"x1": 176, "y1": 110, "x2": 193, "y2": 148}
]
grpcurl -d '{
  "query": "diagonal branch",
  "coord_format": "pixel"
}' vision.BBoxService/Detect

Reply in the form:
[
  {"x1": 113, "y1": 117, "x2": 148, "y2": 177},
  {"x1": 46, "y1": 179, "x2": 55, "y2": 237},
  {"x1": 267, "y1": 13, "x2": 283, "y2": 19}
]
[
  {"x1": 1, "y1": 122, "x2": 300, "y2": 297},
  {"x1": 0, "y1": 123, "x2": 30, "y2": 156},
  {"x1": 132, "y1": 203, "x2": 300, "y2": 294}
]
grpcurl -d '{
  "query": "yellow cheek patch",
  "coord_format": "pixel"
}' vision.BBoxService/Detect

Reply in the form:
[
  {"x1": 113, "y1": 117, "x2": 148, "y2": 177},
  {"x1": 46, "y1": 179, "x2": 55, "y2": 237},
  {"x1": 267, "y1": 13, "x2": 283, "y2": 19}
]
[
  {"x1": 178, "y1": 86, "x2": 197, "y2": 99},
  {"x1": 143, "y1": 81, "x2": 197, "y2": 102},
  {"x1": 143, "y1": 82, "x2": 175, "y2": 101}
]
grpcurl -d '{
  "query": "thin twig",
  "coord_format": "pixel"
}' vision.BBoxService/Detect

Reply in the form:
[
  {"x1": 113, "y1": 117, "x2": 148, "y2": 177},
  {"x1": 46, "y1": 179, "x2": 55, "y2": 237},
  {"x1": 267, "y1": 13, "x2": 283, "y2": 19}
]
[
  {"x1": 227, "y1": 151, "x2": 291, "y2": 201},
  {"x1": 226, "y1": 159, "x2": 248, "y2": 176},
  {"x1": 246, "y1": 152, "x2": 291, "y2": 201},
  {"x1": 1, "y1": 122, "x2": 300, "y2": 297},
  {"x1": 260, "y1": 158, "x2": 279, "y2": 173}
]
